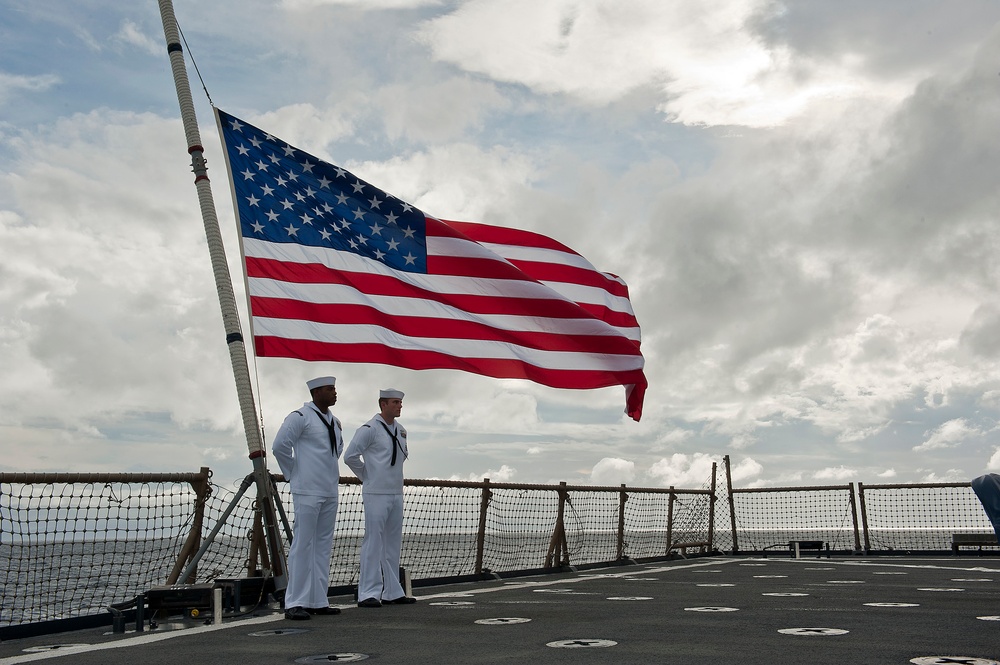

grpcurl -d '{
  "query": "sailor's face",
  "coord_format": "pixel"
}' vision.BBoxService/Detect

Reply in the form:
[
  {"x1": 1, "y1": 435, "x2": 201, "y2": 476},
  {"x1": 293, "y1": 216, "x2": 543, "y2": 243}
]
[
  {"x1": 385, "y1": 398, "x2": 402, "y2": 417},
  {"x1": 315, "y1": 384, "x2": 337, "y2": 406}
]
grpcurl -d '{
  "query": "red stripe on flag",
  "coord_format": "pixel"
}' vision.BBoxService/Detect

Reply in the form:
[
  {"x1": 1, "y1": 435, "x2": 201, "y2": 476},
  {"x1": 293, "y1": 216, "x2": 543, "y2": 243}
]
[
  {"x1": 250, "y1": 297, "x2": 642, "y2": 355},
  {"x1": 245, "y1": 256, "x2": 639, "y2": 329},
  {"x1": 254, "y1": 336, "x2": 646, "y2": 389}
]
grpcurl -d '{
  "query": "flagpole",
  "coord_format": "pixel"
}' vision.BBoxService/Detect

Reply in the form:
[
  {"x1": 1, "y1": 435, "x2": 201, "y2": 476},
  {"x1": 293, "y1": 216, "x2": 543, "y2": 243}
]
[{"x1": 157, "y1": 0, "x2": 287, "y2": 592}]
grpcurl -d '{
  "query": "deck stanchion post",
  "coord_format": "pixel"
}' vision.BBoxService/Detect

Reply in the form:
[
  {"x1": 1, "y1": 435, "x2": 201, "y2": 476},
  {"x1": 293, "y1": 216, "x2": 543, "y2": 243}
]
[
  {"x1": 724, "y1": 455, "x2": 738, "y2": 554},
  {"x1": 708, "y1": 462, "x2": 717, "y2": 551},
  {"x1": 546, "y1": 482, "x2": 570, "y2": 568},
  {"x1": 666, "y1": 486, "x2": 675, "y2": 555},
  {"x1": 474, "y1": 478, "x2": 491, "y2": 575},
  {"x1": 857, "y1": 482, "x2": 871, "y2": 554},
  {"x1": 616, "y1": 484, "x2": 627, "y2": 560},
  {"x1": 848, "y1": 482, "x2": 862, "y2": 553},
  {"x1": 166, "y1": 467, "x2": 212, "y2": 584}
]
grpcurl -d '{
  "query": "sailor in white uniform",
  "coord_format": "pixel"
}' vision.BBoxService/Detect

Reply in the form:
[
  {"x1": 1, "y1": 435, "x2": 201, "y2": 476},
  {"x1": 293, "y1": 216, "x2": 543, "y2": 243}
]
[
  {"x1": 344, "y1": 388, "x2": 416, "y2": 607},
  {"x1": 271, "y1": 376, "x2": 344, "y2": 620}
]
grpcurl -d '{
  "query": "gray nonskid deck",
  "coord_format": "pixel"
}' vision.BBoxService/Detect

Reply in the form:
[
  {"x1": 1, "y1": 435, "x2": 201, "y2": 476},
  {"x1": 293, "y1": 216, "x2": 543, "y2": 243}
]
[{"x1": 2, "y1": 556, "x2": 998, "y2": 664}]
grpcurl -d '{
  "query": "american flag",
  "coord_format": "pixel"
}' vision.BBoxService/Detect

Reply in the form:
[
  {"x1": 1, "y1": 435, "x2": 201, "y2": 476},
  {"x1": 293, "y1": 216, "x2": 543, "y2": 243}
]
[{"x1": 216, "y1": 109, "x2": 647, "y2": 420}]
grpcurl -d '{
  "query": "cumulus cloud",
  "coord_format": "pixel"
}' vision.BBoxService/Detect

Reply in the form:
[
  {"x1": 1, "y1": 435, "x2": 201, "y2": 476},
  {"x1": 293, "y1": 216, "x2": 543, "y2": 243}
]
[
  {"x1": 645, "y1": 453, "x2": 761, "y2": 488},
  {"x1": 988, "y1": 448, "x2": 1000, "y2": 472},
  {"x1": 590, "y1": 457, "x2": 635, "y2": 485},
  {"x1": 913, "y1": 419, "x2": 981, "y2": 452},
  {"x1": 919, "y1": 469, "x2": 967, "y2": 483},
  {"x1": 448, "y1": 464, "x2": 517, "y2": 483},
  {"x1": 814, "y1": 466, "x2": 856, "y2": 481},
  {"x1": 414, "y1": 0, "x2": 883, "y2": 128}
]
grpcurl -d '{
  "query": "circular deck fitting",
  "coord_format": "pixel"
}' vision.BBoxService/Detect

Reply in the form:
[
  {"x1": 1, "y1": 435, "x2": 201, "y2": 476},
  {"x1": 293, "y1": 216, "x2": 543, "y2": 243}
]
[
  {"x1": 696, "y1": 583, "x2": 735, "y2": 587},
  {"x1": 685, "y1": 606, "x2": 739, "y2": 612},
  {"x1": 826, "y1": 580, "x2": 865, "y2": 584},
  {"x1": 976, "y1": 615, "x2": 1000, "y2": 621},
  {"x1": 546, "y1": 639, "x2": 617, "y2": 649},
  {"x1": 778, "y1": 628, "x2": 849, "y2": 636},
  {"x1": 917, "y1": 588, "x2": 964, "y2": 592},
  {"x1": 22, "y1": 645, "x2": 89, "y2": 653},
  {"x1": 294, "y1": 654, "x2": 369, "y2": 663},
  {"x1": 763, "y1": 592, "x2": 809, "y2": 597},
  {"x1": 475, "y1": 617, "x2": 531, "y2": 625},
  {"x1": 754, "y1": 575, "x2": 787, "y2": 578},
  {"x1": 739, "y1": 563, "x2": 767, "y2": 566},
  {"x1": 606, "y1": 596, "x2": 652, "y2": 601},
  {"x1": 250, "y1": 628, "x2": 311, "y2": 636},
  {"x1": 864, "y1": 602, "x2": 919, "y2": 607},
  {"x1": 910, "y1": 657, "x2": 999, "y2": 665}
]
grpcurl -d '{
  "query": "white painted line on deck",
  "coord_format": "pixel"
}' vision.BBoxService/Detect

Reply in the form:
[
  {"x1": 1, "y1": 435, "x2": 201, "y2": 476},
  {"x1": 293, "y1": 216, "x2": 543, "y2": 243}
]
[{"x1": 0, "y1": 613, "x2": 285, "y2": 664}]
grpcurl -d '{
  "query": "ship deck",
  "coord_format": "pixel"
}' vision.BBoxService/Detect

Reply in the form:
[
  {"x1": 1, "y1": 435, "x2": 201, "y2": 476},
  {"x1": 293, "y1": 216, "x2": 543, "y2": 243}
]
[{"x1": 1, "y1": 555, "x2": 998, "y2": 664}]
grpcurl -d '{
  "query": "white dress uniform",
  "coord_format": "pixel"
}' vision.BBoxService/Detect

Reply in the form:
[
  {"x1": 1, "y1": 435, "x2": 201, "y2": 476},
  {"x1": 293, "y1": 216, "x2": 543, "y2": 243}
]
[
  {"x1": 344, "y1": 412, "x2": 408, "y2": 602},
  {"x1": 272, "y1": 401, "x2": 343, "y2": 610}
]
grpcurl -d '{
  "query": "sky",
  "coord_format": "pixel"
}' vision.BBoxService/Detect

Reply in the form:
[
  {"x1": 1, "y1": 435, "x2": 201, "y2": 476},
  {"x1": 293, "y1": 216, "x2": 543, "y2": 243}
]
[{"x1": 2, "y1": 0, "x2": 1000, "y2": 493}]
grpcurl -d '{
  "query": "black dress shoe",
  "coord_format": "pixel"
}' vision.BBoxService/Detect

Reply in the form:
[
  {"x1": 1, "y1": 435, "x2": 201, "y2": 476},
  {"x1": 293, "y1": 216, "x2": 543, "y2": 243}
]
[
  {"x1": 306, "y1": 606, "x2": 341, "y2": 615},
  {"x1": 284, "y1": 606, "x2": 311, "y2": 620},
  {"x1": 357, "y1": 597, "x2": 382, "y2": 608},
  {"x1": 385, "y1": 596, "x2": 417, "y2": 604}
]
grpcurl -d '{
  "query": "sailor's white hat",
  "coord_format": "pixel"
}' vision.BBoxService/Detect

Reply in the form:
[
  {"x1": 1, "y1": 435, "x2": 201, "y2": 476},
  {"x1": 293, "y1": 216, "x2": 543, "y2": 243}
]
[
  {"x1": 306, "y1": 376, "x2": 336, "y2": 390},
  {"x1": 379, "y1": 388, "x2": 404, "y2": 399}
]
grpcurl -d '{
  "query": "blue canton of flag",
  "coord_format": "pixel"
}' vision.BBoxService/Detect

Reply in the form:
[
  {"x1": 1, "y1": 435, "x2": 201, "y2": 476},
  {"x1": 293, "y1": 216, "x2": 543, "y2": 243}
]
[{"x1": 217, "y1": 109, "x2": 427, "y2": 273}]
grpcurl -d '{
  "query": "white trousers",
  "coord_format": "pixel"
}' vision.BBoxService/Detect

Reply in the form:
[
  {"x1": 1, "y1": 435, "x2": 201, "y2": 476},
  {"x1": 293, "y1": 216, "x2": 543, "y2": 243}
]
[
  {"x1": 285, "y1": 493, "x2": 338, "y2": 609},
  {"x1": 357, "y1": 493, "x2": 405, "y2": 602}
]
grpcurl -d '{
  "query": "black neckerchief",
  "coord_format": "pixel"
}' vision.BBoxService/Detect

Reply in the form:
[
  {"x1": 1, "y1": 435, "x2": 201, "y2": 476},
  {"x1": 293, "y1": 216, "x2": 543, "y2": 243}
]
[
  {"x1": 312, "y1": 407, "x2": 340, "y2": 457},
  {"x1": 378, "y1": 421, "x2": 406, "y2": 466}
]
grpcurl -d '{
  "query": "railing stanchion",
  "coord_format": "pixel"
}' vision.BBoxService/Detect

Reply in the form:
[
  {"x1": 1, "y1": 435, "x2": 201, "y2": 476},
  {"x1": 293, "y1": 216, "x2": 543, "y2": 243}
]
[
  {"x1": 474, "y1": 478, "x2": 491, "y2": 575},
  {"x1": 666, "y1": 486, "x2": 675, "y2": 555},
  {"x1": 616, "y1": 484, "x2": 628, "y2": 560},
  {"x1": 857, "y1": 482, "x2": 871, "y2": 554},
  {"x1": 546, "y1": 482, "x2": 569, "y2": 568},
  {"x1": 708, "y1": 462, "x2": 717, "y2": 552},
  {"x1": 724, "y1": 455, "x2": 738, "y2": 554}
]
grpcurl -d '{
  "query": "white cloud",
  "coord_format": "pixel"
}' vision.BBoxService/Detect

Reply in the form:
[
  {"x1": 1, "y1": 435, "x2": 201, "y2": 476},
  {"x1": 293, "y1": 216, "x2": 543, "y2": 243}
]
[
  {"x1": 283, "y1": 0, "x2": 442, "y2": 8},
  {"x1": 448, "y1": 464, "x2": 517, "y2": 482},
  {"x1": 113, "y1": 20, "x2": 160, "y2": 56},
  {"x1": 590, "y1": 457, "x2": 635, "y2": 485},
  {"x1": 645, "y1": 452, "x2": 751, "y2": 488},
  {"x1": 415, "y1": 0, "x2": 911, "y2": 128},
  {"x1": 913, "y1": 418, "x2": 980, "y2": 452},
  {"x1": 730, "y1": 457, "x2": 764, "y2": 484},
  {"x1": 375, "y1": 77, "x2": 510, "y2": 143},
  {"x1": 988, "y1": 448, "x2": 1000, "y2": 472},
  {"x1": 919, "y1": 468, "x2": 968, "y2": 483},
  {"x1": 877, "y1": 468, "x2": 897, "y2": 479},
  {"x1": 813, "y1": 465, "x2": 856, "y2": 481},
  {"x1": 0, "y1": 72, "x2": 60, "y2": 105}
]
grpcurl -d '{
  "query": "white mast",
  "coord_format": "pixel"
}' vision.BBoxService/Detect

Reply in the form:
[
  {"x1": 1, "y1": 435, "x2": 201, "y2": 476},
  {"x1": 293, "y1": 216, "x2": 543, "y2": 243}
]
[{"x1": 156, "y1": 0, "x2": 288, "y2": 591}]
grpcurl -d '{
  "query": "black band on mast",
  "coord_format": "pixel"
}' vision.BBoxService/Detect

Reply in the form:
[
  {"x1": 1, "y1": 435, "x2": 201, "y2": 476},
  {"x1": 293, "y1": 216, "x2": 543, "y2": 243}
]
[{"x1": 167, "y1": 42, "x2": 183, "y2": 54}]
